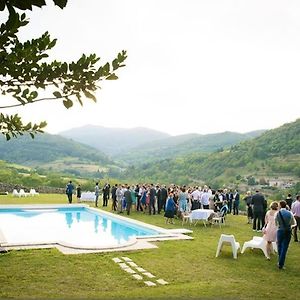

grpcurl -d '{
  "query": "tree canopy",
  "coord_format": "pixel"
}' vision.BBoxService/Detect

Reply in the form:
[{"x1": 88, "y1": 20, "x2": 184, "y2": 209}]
[{"x1": 0, "y1": 0, "x2": 127, "y2": 139}]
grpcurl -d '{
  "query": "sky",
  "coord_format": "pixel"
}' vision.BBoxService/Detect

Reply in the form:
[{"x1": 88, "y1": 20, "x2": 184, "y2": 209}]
[{"x1": 2, "y1": 0, "x2": 300, "y2": 136}]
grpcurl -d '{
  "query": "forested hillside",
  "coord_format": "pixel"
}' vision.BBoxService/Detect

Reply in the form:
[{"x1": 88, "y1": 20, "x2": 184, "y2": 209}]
[
  {"x1": 121, "y1": 119, "x2": 300, "y2": 185},
  {"x1": 0, "y1": 133, "x2": 111, "y2": 165},
  {"x1": 0, "y1": 133, "x2": 119, "y2": 177},
  {"x1": 116, "y1": 130, "x2": 264, "y2": 164}
]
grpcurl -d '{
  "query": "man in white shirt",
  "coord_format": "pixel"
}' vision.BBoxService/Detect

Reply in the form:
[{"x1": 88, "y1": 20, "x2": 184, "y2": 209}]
[
  {"x1": 201, "y1": 189, "x2": 210, "y2": 209},
  {"x1": 191, "y1": 187, "x2": 201, "y2": 210}
]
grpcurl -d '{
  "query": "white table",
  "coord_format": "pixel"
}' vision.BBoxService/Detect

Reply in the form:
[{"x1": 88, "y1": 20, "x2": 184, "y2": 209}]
[
  {"x1": 190, "y1": 209, "x2": 214, "y2": 226},
  {"x1": 80, "y1": 192, "x2": 96, "y2": 202}
]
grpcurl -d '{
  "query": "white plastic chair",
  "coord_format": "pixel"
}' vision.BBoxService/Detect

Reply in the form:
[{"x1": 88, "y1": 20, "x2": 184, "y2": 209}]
[
  {"x1": 12, "y1": 189, "x2": 20, "y2": 197},
  {"x1": 29, "y1": 189, "x2": 39, "y2": 196},
  {"x1": 19, "y1": 189, "x2": 27, "y2": 197},
  {"x1": 241, "y1": 236, "x2": 274, "y2": 258},
  {"x1": 216, "y1": 234, "x2": 240, "y2": 259}
]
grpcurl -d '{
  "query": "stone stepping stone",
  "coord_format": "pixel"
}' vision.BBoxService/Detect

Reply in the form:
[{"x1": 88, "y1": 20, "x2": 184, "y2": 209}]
[
  {"x1": 112, "y1": 257, "x2": 122, "y2": 263},
  {"x1": 123, "y1": 267, "x2": 136, "y2": 274},
  {"x1": 121, "y1": 256, "x2": 132, "y2": 262},
  {"x1": 127, "y1": 261, "x2": 138, "y2": 267},
  {"x1": 144, "y1": 281, "x2": 156, "y2": 287},
  {"x1": 119, "y1": 263, "x2": 129, "y2": 269},
  {"x1": 136, "y1": 267, "x2": 146, "y2": 273},
  {"x1": 132, "y1": 274, "x2": 143, "y2": 280},
  {"x1": 156, "y1": 279, "x2": 169, "y2": 285},
  {"x1": 143, "y1": 272, "x2": 155, "y2": 278}
]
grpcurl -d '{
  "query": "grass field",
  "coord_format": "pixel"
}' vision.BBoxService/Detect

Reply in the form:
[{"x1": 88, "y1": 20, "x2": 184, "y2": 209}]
[{"x1": 0, "y1": 194, "x2": 299, "y2": 299}]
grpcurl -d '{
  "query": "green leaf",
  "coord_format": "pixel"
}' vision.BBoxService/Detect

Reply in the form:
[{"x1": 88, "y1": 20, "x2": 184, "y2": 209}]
[
  {"x1": 63, "y1": 99, "x2": 73, "y2": 109},
  {"x1": 106, "y1": 73, "x2": 118, "y2": 80},
  {"x1": 83, "y1": 90, "x2": 97, "y2": 102},
  {"x1": 53, "y1": 91, "x2": 62, "y2": 98},
  {"x1": 53, "y1": 0, "x2": 68, "y2": 9}
]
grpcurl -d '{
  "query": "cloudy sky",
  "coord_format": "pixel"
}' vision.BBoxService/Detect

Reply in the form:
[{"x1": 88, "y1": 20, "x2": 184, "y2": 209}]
[{"x1": 3, "y1": 0, "x2": 300, "y2": 135}]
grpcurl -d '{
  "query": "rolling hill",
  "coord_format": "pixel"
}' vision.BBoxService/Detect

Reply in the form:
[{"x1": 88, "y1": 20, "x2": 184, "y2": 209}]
[
  {"x1": 116, "y1": 130, "x2": 265, "y2": 164},
  {"x1": 0, "y1": 133, "x2": 119, "y2": 177},
  {"x1": 59, "y1": 125, "x2": 170, "y2": 155},
  {"x1": 121, "y1": 119, "x2": 300, "y2": 186},
  {"x1": 59, "y1": 124, "x2": 264, "y2": 164}
]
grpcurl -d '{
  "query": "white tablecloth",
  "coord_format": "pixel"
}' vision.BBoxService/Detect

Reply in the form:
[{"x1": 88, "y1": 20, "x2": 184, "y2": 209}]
[
  {"x1": 190, "y1": 209, "x2": 214, "y2": 221},
  {"x1": 80, "y1": 192, "x2": 95, "y2": 202}
]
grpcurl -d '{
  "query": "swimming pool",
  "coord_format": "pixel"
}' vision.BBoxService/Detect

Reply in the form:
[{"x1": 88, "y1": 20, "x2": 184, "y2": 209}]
[{"x1": 0, "y1": 205, "x2": 174, "y2": 251}]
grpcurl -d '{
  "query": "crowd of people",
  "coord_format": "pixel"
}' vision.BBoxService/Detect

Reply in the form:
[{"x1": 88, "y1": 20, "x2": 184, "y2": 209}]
[{"x1": 66, "y1": 180, "x2": 300, "y2": 270}]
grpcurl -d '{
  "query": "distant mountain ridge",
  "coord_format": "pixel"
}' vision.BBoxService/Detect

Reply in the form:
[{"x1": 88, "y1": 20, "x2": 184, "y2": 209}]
[
  {"x1": 59, "y1": 125, "x2": 265, "y2": 163},
  {"x1": 59, "y1": 125, "x2": 170, "y2": 155}
]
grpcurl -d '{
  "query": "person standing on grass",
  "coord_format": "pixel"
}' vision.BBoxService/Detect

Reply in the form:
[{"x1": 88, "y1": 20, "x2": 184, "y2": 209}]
[
  {"x1": 232, "y1": 189, "x2": 240, "y2": 215},
  {"x1": 160, "y1": 185, "x2": 168, "y2": 212},
  {"x1": 275, "y1": 200, "x2": 296, "y2": 270},
  {"x1": 76, "y1": 184, "x2": 82, "y2": 203},
  {"x1": 95, "y1": 182, "x2": 100, "y2": 207},
  {"x1": 116, "y1": 184, "x2": 124, "y2": 213},
  {"x1": 124, "y1": 185, "x2": 132, "y2": 215},
  {"x1": 285, "y1": 193, "x2": 293, "y2": 210},
  {"x1": 164, "y1": 192, "x2": 177, "y2": 224},
  {"x1": 291, "y1": 195, "x2": 300, "y2": 242},
  {"x1": 149, "y1": 183, "x2": 156, "y2": 215},
  {"x1": 243, "y1": 191, "x2": 253, "y2": 224},
  {"x1": 130, "y1": 186, "x2": 137, "y2": 211},
  {"x1": 262, "y1": 201, "x2": 278, "y2": 260},
  {"x1": 65, "y1": 181, "x2": 74, "y2": 204},
  {"x1": 251, "y1": 190, "x2": 265, "y2": 232},
  {"x1": 178, "y1": 186, "x2": 188, "y2": 219},
  {"x1": 111, "y1": 184, "x2": 117, "y2": 211}
]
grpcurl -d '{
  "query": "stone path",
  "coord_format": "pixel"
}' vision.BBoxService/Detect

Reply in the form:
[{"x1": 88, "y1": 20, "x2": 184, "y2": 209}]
[{"x1": 112, "y1": 256, "x2": 169, "y2": 287}]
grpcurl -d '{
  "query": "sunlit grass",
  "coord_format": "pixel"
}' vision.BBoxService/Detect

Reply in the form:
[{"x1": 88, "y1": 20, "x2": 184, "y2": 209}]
[{"x1": 0, "y1": 195, "x2": 299, "y2": 299}]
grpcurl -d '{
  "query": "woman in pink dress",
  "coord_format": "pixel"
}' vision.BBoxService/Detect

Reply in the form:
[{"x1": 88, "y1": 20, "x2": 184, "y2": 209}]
[{"x1": 263, "y1": 201, "x2": 279, "y2": 259}]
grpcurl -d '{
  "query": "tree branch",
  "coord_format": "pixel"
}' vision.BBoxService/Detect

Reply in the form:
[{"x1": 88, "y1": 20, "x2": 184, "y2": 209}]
[{"x1": 0, "y1": 96, "x2": 67, "y2": 109}]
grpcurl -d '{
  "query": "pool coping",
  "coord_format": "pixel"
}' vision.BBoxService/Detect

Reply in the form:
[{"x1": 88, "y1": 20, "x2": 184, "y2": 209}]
[{"x1": 0, "y1": 204, "x2": 193, "y2": 254}]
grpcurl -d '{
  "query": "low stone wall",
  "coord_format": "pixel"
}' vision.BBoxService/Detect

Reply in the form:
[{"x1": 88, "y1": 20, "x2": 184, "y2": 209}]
[{"x1": 0, "y1": 182, "x2": 65, "y2": 194}]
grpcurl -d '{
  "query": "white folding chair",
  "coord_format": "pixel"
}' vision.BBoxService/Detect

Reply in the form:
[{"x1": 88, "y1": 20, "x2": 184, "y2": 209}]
[{"x1": 216, "y1": 234, "x2": 240, "y2": 259}]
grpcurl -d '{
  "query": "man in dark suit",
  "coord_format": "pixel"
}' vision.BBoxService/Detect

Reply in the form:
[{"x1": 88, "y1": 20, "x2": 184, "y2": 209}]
[
  {"x1": 160, "y1": 185, "x2": 168, "y2": 212},
  {"x1": 111, "y1": 184, "x2": 117, "y2": 211},
  {"x1": 149, "y1": 184, "x2": 156, "y2": 215},
  {"x1": 233, "y1": 189, "x2": 240, "y2": 215},
  {"x1": 124, "y1": 185, "x2": 132, "y2": 215},
  {"x1": 251, "y1": 190, "x2": 265, "y2": 231}
]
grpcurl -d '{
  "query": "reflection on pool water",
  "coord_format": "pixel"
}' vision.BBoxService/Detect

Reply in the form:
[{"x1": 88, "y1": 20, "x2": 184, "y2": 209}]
[{"x1": 0, "y1": 207, "x2": 160, "y2": 249}]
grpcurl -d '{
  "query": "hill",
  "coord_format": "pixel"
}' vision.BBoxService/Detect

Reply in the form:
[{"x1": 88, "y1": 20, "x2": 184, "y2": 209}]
[
  {"x1": 59, "y1": 125, "x2": 170, "y2": 155},
  {"x1": 121, "y1": 119, "x2": 300, "y2": 186},
  {"x1": 116, "y1": 130, "x2": 264, "y2": 164},
  {"x1": 0, "y1": 133, "x2": 119, "y2": 177}
]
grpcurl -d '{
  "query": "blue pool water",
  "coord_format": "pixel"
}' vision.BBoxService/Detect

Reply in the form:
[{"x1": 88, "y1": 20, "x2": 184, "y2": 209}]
[{"x1": 0, "y1": 206, "x2": 160, "y2": 249}]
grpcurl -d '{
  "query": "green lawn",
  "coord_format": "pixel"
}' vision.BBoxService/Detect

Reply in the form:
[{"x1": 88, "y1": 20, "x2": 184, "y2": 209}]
[{"x1": 0, "y1": 194, "x2": 299, "y2": 299}]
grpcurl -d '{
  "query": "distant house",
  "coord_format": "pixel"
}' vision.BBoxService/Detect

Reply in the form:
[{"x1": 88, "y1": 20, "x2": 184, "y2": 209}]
[{"x1": 268, "y1": 179, "x2": 294, "y2": 188}]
